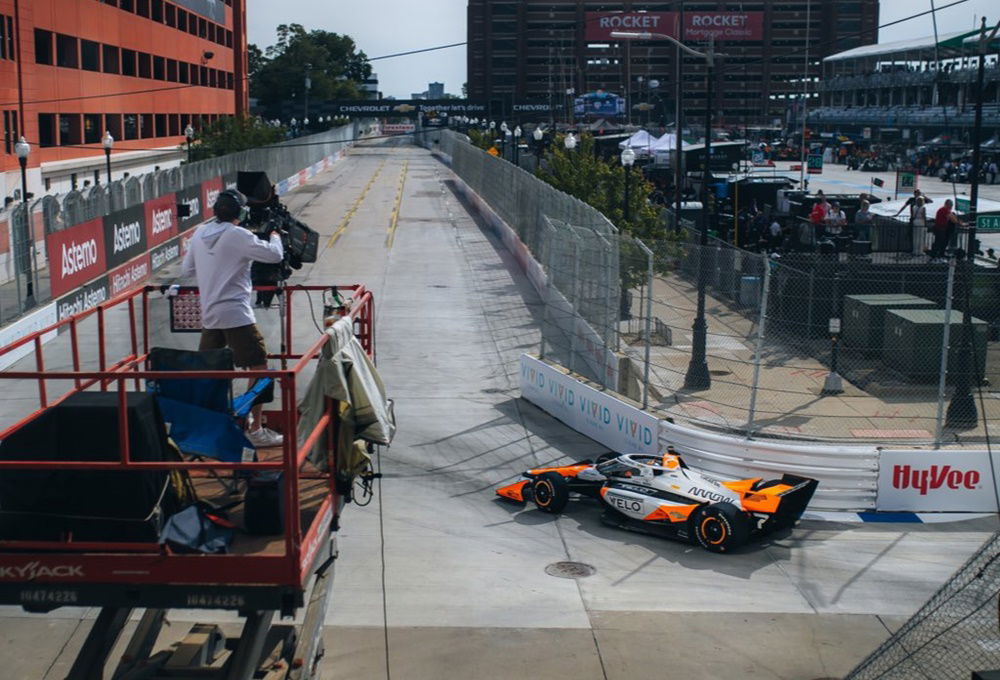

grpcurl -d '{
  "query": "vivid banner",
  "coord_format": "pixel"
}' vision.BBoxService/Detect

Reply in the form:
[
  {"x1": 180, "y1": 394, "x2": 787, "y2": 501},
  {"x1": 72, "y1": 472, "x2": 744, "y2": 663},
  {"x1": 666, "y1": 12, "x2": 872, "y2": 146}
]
[{"x1": 585, "y1": 11, "x2": 764, "y2": 42}]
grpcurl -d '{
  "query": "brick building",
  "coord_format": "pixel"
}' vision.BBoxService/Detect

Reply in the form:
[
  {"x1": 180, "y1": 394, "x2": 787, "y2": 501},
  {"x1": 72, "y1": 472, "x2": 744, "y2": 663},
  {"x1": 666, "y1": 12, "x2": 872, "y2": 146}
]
[
  {"x1": 466, "y1": 1, "x2": 879, "y2": 126},
  {"x1": 1, "y1": 0, "x2": 247, "y2": 199}
]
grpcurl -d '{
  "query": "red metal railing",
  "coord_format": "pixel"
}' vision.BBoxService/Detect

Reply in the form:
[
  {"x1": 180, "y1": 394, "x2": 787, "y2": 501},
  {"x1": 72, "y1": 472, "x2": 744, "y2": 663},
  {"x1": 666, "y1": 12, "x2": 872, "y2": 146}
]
[{"x1": 0, "y1": 283, "x2": 374, "y2": 590}]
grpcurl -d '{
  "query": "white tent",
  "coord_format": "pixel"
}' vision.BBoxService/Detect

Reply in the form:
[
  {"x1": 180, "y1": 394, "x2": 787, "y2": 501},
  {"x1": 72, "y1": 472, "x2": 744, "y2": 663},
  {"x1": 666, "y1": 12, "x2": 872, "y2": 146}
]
[
  {"x1": 618, "y1": 130, "x2": 659, "y2": 156},
  {"x1": 648, "y1": 133, "x2": 678, "y2": 152}
]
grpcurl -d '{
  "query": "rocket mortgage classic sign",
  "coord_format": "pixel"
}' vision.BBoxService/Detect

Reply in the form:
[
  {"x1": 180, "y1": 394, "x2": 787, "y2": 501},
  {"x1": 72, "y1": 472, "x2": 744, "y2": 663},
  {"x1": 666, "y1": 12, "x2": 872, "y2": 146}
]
[{"x1": 585, "y1": 11, "x2": 764, "y2": 42}]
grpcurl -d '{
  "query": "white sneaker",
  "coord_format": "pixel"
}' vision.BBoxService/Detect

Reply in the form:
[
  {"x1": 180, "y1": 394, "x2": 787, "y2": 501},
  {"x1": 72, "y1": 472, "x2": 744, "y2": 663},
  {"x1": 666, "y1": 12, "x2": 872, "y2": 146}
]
[{"x1": 247, "y1": 427, "x2": 284, "y2": 448}]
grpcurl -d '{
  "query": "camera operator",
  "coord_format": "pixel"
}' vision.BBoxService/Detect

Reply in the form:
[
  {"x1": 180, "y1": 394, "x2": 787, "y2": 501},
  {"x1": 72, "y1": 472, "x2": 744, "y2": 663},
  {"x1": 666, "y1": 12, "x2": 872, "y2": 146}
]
[{"x1": 179, "y1": 188, "x2": 285, "y2": 448}]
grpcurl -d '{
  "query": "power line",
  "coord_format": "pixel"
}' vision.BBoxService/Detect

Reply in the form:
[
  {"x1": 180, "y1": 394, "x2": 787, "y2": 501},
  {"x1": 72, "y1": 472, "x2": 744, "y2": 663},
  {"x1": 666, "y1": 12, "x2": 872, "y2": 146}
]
[{"x1": 0, "y1": 1, "x2": 973, "y2": 111}]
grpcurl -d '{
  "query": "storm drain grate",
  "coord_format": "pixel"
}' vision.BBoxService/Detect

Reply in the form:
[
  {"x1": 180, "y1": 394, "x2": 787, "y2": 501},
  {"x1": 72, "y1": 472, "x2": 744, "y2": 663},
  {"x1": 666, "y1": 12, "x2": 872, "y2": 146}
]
[{"x1": 545, "y1": 561, "x2": 596, "y2": 579}]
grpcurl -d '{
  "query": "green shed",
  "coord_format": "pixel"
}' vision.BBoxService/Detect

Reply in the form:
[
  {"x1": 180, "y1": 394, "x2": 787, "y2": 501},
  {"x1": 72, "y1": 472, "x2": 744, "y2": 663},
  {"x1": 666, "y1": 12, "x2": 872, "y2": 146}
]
[
  {"x1": 842, "y1": 294, "x2": 937, "y2": 355},
  {"x1": 882, "y1": 309, "x2": 988, "y2": 383}
]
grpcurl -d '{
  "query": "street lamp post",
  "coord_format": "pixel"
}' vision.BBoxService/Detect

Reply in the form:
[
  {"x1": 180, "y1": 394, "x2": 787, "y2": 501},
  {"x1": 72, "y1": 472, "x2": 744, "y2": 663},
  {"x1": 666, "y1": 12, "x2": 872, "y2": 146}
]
[
  {"x1": 513, "y1": 126, "x2": 522, "y2": 166},
  {"x1": 612, "y1": 29, "x2": 718, "y2": 390},
  {"x1": 564, "y1": 132, "x2": 577, "y2": 151},
  {"x1": 946, "y1": 17, "x2": 999, "y2": 429},
  {"x1": 184, "y1": 124, "x2": 194, "y2": 164},
  {"x1": 14, "y1": 136, "x2": 35, "y2": 307},
  {"x1": 102, "y1": 131, "x2": 114, "y2": 184},
  {"x1": 621, "y1": 146, "x2": 636, "y2": 223}
]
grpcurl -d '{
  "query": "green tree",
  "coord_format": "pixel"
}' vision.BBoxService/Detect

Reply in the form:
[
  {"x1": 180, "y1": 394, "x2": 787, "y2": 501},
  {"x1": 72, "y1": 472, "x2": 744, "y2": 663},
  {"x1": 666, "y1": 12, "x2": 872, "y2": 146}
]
[
  {"x1": 536, "y1": 134, "x2": 682, "y2": 290},
  {"x1": 186, "y1": 116, "x2": 286, "y2": 162},
  {"x1": 250, "y1": 24, "x2": 372, "y2": 117}
]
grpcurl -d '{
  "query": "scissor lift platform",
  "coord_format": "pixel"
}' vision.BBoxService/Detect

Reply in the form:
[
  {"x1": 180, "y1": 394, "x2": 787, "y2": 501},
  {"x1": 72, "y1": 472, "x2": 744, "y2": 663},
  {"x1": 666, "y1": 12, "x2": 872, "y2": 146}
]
[{"x1": 0, "y1": 284, "x2": 378, "y2": 679}]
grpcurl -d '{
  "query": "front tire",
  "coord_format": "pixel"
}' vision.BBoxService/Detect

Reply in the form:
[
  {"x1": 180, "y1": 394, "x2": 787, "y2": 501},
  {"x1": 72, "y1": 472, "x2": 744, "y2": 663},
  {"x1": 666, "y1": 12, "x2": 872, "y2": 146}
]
[
  {"x1": 532, "y1": 472, "x2": 569, "y2": 514},
  {"x1": 693, "y1": 502, "x2": 750, "y2": 553}
]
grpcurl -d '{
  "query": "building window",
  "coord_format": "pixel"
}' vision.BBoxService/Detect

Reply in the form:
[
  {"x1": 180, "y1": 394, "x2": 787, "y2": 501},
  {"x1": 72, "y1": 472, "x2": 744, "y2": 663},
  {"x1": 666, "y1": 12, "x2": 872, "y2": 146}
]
[
  {"x1": 83, "y1": 114, "x2": 102, "y2": 144},
  {"x1": 81, "y1": 39, "x2": 100, "y2": 71},
  {"x1": 151, "y1": 0, "x2": 163, "y2": 23},
  {"x1": 105, "y1": 113, "x2": 122, "y2": 142},
  {"x1": 123, "y1": 113, "x2": 138, "y2": 140},
  {"x1": 155, "y1": 113, "x2": 167, "y2": 137},
  {"x1": 120, "y1": 0, "x2": 134, "y2": 10},
  {"x1": 166, "y1": 58, "x2": 177, "y2": 82},
  {"x1": 138, "y1": 51, "x2": 151, "y2": 78},
  {"x1": 121, "y1": 48, "x2": 136, "y2": 76},
  {"x1": 35, "y1": 29, "x2": 53, "y2": 65},
  {"x1": 3, "y1": 110, "x2": 18, "y2": 154},
  {"x1": 177, "y1": 9, "x2": 187, "y2": 32},
  {"x1": 60, "y1": 114, "x2": 82, "y2": 146},
  {"x1": 56, "y1": 33, "x2": 79, "y2": 68},
  {"x1": 136, "y1": 0, "x2": 150, "y2": 18},
  {"x1": 153, "y1": 55, "x2": 164, "y2": 80},
  {"x1": 164, "y1": 4, "x2": 175, "y2": 27},
  {"x1": 38, "y1": 113, "x2": 57, "y2": 147},
  {"x1": 178, "y1": 61, "x2": 189, "y2": 84},
  {"x1": 103, "y1": 45, "x2": 120, "y2": 74},
  {"x1": 0, "y1": 15, "x2": 13, "y2": 61},
  {"x1": 140, "y1": 113, "x2": 154, "y2": 139}
]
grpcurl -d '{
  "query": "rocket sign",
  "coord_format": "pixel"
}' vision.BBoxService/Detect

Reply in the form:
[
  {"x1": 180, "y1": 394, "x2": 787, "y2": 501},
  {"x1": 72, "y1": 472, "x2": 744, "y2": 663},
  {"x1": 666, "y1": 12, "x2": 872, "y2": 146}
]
[{"x1": 585, "y1": 11, "x2": 764, "y2": 42}]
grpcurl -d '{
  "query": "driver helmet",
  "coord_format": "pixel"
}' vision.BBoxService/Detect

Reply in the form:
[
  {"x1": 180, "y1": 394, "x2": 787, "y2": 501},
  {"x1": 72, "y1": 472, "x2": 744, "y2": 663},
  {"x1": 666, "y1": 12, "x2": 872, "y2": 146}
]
[{"x1": 661, "y1": 446, "x2": 681, "y2": 470}]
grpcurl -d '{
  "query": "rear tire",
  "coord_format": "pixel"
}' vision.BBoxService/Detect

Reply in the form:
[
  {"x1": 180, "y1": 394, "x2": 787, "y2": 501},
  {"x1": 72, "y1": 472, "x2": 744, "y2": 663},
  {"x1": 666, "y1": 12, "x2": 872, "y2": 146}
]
[
  {"x1": 532, "y1": 472, "x2": 569, "y2": 514},
  {"x1": 693, "y1": 502, "x2": 750, "y2": 553}
]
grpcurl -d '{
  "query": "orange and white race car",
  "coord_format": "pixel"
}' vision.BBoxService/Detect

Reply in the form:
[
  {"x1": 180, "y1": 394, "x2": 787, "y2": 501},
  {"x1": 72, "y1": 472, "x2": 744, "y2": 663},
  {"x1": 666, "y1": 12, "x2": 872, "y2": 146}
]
[{"x1": 496, "y1": 451, "x2": 818, "y2": 553}]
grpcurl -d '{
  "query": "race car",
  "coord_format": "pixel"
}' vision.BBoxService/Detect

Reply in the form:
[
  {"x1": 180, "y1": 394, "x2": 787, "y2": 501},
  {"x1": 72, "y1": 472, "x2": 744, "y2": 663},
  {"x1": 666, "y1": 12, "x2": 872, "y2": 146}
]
[{"x1": 496, "y1": 450, "x2": 818, "y2": 553}]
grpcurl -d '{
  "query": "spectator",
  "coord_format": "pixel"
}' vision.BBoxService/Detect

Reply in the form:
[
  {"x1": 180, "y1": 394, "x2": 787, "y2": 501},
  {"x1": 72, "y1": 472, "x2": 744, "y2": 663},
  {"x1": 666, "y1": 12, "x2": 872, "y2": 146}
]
[
  {"x1": 930, "y1": 199, "x2": 960, "y2": 261},
  {"x1": 911, "y1": 196, "x2": 928, "y2": 255},
  {"x1": 894, "y1": 189, "x2": 932, "y2": 221},
  {"x1": 825, "y1": 201, "x2": 847, "y2": 237},
  {"x1": 767, "y1": 216, "x2": 783, "y2": 252},
  {"x1": 989, "y1": 160, "x2": 998, "y2": 185},
  {"x1": 855, "y1": 199, "x2": 874, "y2": 241}
]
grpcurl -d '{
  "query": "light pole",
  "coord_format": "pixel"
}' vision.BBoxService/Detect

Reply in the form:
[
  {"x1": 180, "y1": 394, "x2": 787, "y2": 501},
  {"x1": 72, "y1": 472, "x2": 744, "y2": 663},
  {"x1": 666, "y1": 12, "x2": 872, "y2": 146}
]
[
  {"x1": 303, "y1": 63, "x2": 312, "y2": 125},
  {"x1": 500, "y1": 121, "x2": 509, "y2": 160},
  {"x1": 946, "y1": 17, "x2": 1000, "y2": 429},
  {"x1": 14, "y1": 136, "x2": 35, "y2": 307},
  {"x1": 533, "y1": 125, "x2": 544, "y2": 157},
  {"x1": 564, "y1": 132, "x2": 577, "y2": 151},
  {"x1": 513, "y1": 125, "x2": 522, "y2": 165},
  {"x1": 612, "y1": 29, "x2": 719, "y2": 390},
  {"x1": 184, "y1": 124, "x2": 194, "y2": 164},
  {"x1": 621, "y1": 146, "x2": 636, "y2": 223},
  {"x1": 102, "y1": 131, "x2": 114, "y2": 184}
]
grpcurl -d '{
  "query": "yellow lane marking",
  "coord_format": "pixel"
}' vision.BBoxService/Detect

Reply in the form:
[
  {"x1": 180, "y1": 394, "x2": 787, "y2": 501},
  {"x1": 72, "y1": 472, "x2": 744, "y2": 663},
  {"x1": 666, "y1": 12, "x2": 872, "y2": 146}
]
[
  {"x1": 326, "y1": 160, "x2": 386, "y2": 249},
  {"x1": 385, "y1": 160, "x2": 409, "y2": 249}
]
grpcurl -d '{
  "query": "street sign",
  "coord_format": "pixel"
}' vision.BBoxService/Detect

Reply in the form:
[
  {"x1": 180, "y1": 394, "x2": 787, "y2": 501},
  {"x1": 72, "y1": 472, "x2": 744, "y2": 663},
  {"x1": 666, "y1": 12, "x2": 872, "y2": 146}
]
[
  {"x1": 957, "y1": 197, "x2": 971, "y2": 213},
  {"x1": 977, "y1": 215, "x2": 1000, "y2": 232},
  {"x1": 751, "y1": 150, "x2": 765, "y2": 165},
  {"x1": 807, "y1": 154, "x2": 823, "y2": 175},
  {"x1": 894, "y1": 168, "x2": 917, "y2": 199}
]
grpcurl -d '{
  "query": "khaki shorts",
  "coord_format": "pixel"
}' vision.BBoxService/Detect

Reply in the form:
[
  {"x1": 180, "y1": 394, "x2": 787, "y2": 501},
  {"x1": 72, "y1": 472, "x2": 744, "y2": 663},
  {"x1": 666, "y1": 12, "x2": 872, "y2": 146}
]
[{"x1": 199, "y1": 324, "x2": 267, "y2": 368}]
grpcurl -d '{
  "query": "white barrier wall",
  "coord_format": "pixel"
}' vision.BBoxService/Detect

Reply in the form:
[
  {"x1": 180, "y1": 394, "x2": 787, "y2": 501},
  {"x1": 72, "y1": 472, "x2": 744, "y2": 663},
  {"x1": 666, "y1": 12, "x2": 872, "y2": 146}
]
[
  {"x1": 0, "y1": 303, "x2": 58, "y2": 371},
  {"x1": 878, "y1": 450, "x2": 999, "y2": 512},
  {"x1": 521, "y1": 354, "x2": 658, "y2": 454},
  {"x1": 661, "y1": 421, "x2": 879, "y2": 511}
]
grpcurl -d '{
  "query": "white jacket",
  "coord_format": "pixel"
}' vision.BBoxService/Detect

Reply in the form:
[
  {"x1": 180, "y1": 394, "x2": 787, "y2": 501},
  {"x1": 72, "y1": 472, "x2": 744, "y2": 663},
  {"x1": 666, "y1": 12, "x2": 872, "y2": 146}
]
[{"x1": 180, "y1": 219, "x2": 283, "y2": 329}]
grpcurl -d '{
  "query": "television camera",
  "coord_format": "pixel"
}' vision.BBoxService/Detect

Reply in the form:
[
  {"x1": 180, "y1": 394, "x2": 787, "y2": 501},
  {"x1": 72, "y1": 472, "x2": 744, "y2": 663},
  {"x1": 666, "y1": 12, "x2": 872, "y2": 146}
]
[{"x1": 237, "y1": 171, "x2": 320, "y2": 306}]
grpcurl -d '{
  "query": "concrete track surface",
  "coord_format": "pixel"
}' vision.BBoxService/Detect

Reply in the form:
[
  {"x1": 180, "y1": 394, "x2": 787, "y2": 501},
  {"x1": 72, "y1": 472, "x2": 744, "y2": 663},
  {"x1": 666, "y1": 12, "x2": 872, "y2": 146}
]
[{"x1": 0, "y1": 138, "x2": 995, "y2": 679}]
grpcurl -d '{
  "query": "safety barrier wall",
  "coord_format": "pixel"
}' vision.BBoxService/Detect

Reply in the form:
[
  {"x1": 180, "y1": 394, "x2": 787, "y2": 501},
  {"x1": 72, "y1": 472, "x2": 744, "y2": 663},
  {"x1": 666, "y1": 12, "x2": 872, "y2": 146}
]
[{"x1": 2, "y1": 124, "x2": 361, "y2": 326}]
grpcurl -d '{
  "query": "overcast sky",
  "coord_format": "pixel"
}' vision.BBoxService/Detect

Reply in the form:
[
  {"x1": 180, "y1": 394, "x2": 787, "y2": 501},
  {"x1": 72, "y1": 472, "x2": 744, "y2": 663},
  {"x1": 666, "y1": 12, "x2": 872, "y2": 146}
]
[{"x1": 247, "y1": 0, "x2": 997, "y2": 100}]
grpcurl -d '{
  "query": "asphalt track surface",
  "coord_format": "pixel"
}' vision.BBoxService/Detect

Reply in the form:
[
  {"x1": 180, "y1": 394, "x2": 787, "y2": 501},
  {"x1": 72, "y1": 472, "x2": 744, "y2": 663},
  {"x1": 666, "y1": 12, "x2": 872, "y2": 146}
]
[{"x1": 0, "y1": 137, "x2": 995, "y2": 679}]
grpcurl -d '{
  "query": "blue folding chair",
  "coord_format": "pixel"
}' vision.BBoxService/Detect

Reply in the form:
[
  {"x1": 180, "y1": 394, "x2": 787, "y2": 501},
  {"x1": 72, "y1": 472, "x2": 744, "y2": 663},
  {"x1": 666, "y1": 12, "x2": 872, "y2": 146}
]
[{"x1": 147, "y1": 347, "x2": 273, "y2": 464}]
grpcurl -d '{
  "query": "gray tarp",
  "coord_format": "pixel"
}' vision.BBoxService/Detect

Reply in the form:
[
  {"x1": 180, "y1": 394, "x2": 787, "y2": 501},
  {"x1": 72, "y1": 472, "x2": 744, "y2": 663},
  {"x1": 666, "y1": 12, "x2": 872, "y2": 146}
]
[{"x1": 297, "y1": 317, "x2": 395, "y2": 476}]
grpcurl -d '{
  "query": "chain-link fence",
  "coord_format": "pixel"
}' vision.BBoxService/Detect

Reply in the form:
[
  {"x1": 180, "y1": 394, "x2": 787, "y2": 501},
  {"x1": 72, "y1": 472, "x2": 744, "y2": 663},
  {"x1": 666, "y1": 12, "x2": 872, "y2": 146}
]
[
  {"x1": 623, "y1": 222, "x2": 1000, "y2": 445},
  {"x1": 423, "y1": 128, "x2": 1000, "y2": 445},
  {"x1": 0, "y1": 124, "x2": 361, "y2": 324},
  {"x1": 846, "y1": 530, "x2": 1000, "y2": 680}
]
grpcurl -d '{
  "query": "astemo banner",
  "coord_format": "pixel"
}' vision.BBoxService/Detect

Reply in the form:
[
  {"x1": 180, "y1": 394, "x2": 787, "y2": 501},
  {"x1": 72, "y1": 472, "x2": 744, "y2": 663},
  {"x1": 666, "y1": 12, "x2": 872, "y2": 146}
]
[{"x1": 520, "y1": 354, "x2": 658, "y2": 454}]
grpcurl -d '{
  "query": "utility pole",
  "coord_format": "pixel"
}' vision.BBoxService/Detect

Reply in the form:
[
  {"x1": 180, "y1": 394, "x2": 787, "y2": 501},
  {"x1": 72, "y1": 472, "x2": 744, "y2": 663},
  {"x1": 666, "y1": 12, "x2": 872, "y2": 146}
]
[{"x1": 946, "y1": 17, "x2": 999, "y2": 429}]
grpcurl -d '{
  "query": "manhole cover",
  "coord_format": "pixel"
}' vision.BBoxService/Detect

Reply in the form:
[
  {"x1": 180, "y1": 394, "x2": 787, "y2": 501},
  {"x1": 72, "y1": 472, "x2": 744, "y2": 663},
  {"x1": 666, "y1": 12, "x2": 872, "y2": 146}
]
[{"x1": 545, "y1": 561, "x2": 596, "y2": 579}]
